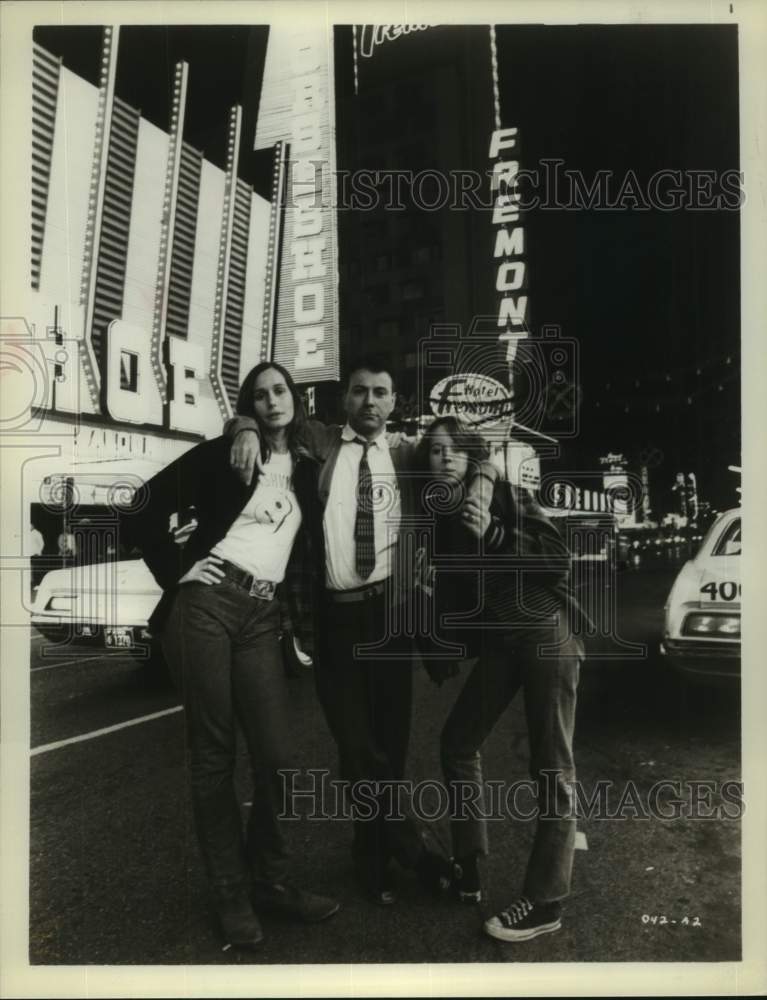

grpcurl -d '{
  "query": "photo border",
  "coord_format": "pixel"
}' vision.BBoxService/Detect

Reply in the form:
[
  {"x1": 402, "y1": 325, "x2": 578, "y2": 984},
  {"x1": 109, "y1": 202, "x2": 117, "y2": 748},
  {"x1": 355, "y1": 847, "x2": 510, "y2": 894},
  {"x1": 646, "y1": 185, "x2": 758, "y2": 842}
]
[{"x1": 1, "y1": 0, "x2": 764, "y2": 995}]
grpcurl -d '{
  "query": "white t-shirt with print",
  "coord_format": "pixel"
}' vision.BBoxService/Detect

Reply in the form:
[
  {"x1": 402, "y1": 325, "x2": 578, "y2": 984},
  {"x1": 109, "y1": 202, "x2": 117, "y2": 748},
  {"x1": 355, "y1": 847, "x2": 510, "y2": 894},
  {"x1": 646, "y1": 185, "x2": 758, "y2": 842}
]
[{"x1": 212, "y1": 451, "x2": 301, "y2": 583}]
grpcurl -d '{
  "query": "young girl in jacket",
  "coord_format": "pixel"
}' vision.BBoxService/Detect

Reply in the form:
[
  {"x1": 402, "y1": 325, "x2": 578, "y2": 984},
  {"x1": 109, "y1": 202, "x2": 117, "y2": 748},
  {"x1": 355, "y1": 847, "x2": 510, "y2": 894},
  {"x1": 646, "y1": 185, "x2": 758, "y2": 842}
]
[{"x1": 415, "y1": 416, "x2": 584, "y2": 944}]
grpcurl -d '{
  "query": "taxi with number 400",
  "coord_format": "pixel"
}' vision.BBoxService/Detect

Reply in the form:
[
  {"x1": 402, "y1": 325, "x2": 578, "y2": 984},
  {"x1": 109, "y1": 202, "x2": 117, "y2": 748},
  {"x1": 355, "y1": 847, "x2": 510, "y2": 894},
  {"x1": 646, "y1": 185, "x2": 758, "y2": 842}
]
[{"x1": 661, "y1": 508, "x2": 741, "y2": 681}]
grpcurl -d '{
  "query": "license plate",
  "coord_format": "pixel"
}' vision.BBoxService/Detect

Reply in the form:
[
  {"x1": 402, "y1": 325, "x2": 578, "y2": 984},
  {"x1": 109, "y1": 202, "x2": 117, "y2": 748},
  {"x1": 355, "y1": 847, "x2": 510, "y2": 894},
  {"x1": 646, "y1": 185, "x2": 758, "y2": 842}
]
[{"x1": 105, "y1": 628, "x2": 133, "y2": 649}]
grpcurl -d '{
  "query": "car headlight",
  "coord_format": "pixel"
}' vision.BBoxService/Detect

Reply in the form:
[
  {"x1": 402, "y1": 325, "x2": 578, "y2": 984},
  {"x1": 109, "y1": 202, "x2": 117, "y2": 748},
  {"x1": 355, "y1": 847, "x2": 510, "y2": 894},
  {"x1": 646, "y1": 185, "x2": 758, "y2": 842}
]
[
  {"x1": 682, "y1": 613, "x2": 740, "y2": 638},
  {"x1": 46, "y1": 595, "x2": 76, "y2": 611}
]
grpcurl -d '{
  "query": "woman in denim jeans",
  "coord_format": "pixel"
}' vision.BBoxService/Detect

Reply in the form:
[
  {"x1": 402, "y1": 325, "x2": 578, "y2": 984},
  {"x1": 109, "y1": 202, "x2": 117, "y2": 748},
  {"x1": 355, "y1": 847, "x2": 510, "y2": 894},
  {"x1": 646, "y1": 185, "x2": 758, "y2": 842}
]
[
  {"x1": 125, "y1": 362, "x2": 338, "y2": 950},
  {"x1": 414, "y1": 416, "x2": 585, "y2": 944}
]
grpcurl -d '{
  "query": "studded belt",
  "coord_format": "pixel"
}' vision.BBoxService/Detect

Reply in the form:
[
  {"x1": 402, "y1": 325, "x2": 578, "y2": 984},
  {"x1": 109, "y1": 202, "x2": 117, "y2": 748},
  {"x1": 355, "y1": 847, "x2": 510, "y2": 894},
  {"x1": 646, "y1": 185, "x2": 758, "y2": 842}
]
[{"x1": 218, "y1": 559, "x2": 277, "y2": 601}]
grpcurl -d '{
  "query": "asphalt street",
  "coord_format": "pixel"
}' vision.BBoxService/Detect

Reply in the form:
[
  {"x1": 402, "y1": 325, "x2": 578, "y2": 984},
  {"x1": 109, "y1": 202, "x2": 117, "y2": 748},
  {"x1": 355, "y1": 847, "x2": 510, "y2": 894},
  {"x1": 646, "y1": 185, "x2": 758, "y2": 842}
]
[{"x1": 28, "y1": 561, "x2": 741, "y2": 966}]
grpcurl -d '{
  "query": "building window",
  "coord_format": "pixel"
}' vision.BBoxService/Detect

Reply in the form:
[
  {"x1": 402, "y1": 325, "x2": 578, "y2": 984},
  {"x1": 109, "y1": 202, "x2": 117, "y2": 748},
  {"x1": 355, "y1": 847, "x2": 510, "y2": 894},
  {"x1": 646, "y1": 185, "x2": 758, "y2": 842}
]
[
  {"x1": 184, "y1": 368, "x2": 197, "y2": 406},
  {"x1": 366, "y1": 285, "x2": 391, "y2": 306},
  {"x1": 120, "y1": 351, "x2": 138, "y2": 392},
  {"x1": 415, "y1": 311, "x2": 445, "y2": 336},
  {"x1": 377, "y1": 320, "x2": 399, "y2": 339},
  {"x1": 362, "y1": 220, "x2": 387, "y2": 244},
  {"x1": 402, "y1": 281, "x2": 424, "y2": 301}
]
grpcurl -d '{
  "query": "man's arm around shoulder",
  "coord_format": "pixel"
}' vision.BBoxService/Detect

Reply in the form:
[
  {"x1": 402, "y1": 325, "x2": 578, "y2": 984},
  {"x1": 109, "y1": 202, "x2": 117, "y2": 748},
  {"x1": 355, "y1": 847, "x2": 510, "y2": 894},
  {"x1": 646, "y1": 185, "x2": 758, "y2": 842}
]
[{"x1": 223, "y1": 415, "x2": 336, "y2": 483}]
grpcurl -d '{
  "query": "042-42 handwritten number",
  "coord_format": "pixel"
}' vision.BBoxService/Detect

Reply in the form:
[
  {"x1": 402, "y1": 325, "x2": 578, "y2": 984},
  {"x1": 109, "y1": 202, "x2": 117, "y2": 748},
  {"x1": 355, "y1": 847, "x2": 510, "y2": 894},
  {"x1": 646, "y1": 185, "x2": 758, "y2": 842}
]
[{"x1": 642, "y1": 914, "x2": 702, "y2": 927}]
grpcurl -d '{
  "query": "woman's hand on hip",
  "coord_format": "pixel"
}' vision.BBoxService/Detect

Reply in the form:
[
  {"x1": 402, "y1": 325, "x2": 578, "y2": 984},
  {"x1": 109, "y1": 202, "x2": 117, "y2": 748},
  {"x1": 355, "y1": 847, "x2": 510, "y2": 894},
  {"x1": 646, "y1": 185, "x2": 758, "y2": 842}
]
[
  {"x1": 462, "y1": 496, "x2": 491, "y2": 539},
  {"x1": 179, "y1": 554, "x2": 225, "y2": 586}
]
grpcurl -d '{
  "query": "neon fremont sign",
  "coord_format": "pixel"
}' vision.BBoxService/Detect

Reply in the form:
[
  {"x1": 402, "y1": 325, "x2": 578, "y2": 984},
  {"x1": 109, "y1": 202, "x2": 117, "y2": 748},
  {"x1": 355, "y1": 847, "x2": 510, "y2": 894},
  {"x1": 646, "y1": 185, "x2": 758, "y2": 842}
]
[{"x1": 490, "y1": 127, "x2": 528, "y2": 363}]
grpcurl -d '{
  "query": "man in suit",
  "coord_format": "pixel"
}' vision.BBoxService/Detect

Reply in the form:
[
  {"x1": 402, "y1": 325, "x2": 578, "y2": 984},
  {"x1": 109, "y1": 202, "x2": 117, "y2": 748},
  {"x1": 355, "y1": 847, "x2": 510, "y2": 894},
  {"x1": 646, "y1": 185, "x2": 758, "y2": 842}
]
[{"x1": 227, "y1": 356, "x2": 498, "y2": 904}]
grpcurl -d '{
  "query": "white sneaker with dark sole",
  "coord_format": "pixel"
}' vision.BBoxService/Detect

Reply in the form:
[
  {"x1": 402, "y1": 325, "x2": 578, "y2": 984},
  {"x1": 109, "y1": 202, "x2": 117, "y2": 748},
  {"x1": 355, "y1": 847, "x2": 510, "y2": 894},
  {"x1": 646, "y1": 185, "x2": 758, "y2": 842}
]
[{"x1": 484, "y1": 896, "x2": 562, "y2": 942}]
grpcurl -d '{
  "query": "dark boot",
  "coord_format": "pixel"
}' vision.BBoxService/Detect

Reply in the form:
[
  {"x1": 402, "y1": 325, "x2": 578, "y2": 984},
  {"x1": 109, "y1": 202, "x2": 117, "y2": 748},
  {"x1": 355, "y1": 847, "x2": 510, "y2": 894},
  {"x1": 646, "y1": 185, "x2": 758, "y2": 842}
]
[
  {"x1": 415, "y1": 848, "x2": 454, "y2": 895},
  {"x1": 212, "y1": 883, "x2": 264, "y2": 950},
  {"x1": 251, "y1": 880, "x2": 340, "y2": 922}
]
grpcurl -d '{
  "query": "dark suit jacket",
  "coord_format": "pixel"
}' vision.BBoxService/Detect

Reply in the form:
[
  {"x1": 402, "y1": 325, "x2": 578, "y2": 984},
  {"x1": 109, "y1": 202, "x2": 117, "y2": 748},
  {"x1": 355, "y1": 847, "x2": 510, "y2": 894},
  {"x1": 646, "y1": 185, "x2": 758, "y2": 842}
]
[{"x1": 121, "y1": 436, "x2": 322, "y2": 642}]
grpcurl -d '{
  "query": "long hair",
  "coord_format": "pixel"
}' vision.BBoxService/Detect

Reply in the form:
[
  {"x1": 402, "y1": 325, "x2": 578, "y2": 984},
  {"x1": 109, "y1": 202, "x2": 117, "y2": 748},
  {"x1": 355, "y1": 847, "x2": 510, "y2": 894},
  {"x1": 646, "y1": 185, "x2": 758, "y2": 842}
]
[
  {"x1": 236, "y1": 361, "x2": 308, "y2": 462},
  {"x1": 413, "y1": 416, "x2": 490, "y2": 481}
]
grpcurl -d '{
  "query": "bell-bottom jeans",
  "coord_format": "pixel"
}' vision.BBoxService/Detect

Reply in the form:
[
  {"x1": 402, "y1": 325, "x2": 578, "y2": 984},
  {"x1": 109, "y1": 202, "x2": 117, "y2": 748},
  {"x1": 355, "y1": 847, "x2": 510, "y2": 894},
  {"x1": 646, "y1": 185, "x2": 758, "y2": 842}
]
[
  {"x1": 161, "y1": 579, "x2": 291, "y2": 892},
  {"x1": 440, "y1": 615, "x2": 583, "y2": 903}
]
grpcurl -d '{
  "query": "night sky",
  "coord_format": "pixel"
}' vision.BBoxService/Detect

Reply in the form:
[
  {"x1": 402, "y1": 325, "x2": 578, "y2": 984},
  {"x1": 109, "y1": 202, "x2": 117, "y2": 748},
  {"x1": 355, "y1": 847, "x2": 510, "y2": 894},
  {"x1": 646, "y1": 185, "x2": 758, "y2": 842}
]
[
  {"x1": 493, "y1": 25, "x2": 740, "y2": 512},
  {"x1": 33, "y1": 25, "x2": 273, "y2": 191},
  {"x1": 33, "y1": 22, "x2": 741, "y2": 510}
]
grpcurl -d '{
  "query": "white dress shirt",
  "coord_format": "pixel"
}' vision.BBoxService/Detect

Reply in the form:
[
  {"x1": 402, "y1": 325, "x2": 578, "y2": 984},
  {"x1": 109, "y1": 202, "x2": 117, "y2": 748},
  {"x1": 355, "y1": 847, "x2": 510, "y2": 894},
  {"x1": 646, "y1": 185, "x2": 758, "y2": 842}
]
[{"x1": 323, "y1": 424, "x2": 402, "y2": 591}]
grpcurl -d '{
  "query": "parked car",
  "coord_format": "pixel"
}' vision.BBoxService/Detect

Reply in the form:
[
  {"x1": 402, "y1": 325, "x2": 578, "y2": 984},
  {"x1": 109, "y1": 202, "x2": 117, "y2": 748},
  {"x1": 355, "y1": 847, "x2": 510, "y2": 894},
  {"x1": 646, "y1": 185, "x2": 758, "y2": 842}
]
[
  {"x1": 660, "y1": 508, "x2": 741, "y2": 681},
  {"x1": 30, "y1": 556, "x2": 312, "y2": 675},
  {"x1": 30, "y1": 557, "x2": 166, "y2": 671}
]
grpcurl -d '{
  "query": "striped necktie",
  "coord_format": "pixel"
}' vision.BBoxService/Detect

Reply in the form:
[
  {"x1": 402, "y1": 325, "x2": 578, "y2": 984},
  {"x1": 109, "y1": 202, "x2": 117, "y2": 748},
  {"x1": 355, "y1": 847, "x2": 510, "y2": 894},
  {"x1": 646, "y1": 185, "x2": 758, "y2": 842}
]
[{"x1": 353, "y1": 437, "x2": 375, "y2": 579}]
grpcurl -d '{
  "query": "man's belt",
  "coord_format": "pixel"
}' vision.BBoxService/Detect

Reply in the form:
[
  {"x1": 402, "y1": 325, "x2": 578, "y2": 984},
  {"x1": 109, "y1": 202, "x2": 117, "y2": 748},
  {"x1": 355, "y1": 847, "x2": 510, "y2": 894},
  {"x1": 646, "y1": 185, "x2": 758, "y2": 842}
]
[
  {"x1": 218, "y1": 558, "x2": 277, "y2": 600},
  {"x1": 325, "y1": 579, "x2": 387, "y2": 604}
]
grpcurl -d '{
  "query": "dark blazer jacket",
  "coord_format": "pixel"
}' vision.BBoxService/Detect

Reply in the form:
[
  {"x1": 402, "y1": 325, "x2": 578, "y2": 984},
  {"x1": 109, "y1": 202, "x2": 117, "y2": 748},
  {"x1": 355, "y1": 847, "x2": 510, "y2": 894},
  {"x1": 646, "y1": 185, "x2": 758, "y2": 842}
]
[{"x1": 121, "y1": 436, "x2": 322, "y2": 641}]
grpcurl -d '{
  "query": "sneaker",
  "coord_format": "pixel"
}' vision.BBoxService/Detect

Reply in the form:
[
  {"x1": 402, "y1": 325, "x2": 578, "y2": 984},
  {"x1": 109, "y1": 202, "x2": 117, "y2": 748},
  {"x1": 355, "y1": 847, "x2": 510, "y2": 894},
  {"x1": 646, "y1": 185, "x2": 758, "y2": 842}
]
[
  {"x1": 484, "y1": 897, "x2": 562, "y2": 942},
  {"x1": 415, "y1": 849, "x2": 453, "y2": 895},
  {"x1": 251, "y1": 881, "x2": 340, "y2": 923},
  {"x1": 212, "y1": 885, "x2": 264, "y2": 950},
  {"x1": 452, "y1": 854, "x2": 482, "y2": 904}
]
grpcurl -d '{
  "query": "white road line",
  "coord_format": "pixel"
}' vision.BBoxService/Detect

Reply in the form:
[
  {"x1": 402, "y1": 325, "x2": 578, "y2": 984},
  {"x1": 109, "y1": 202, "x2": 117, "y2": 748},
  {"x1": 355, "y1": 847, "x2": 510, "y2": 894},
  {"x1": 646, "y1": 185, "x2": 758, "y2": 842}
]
[
  {"x1": 31, "y1": 653, "x2": 115, "y2": 672},
  {"x1": 31, "y1": 705, "x2": 183, "y2": 756}
]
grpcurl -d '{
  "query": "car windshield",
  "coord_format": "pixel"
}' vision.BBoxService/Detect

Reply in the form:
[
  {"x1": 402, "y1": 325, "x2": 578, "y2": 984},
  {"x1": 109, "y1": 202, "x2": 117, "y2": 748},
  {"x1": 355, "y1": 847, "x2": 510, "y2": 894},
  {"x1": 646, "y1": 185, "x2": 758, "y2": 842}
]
[
  {"x1": 67, "y1": 521, "x2": 142, "y2": 565},
  {"x1": 713, "y1": 518, "x2": 741, "y2": 556}
]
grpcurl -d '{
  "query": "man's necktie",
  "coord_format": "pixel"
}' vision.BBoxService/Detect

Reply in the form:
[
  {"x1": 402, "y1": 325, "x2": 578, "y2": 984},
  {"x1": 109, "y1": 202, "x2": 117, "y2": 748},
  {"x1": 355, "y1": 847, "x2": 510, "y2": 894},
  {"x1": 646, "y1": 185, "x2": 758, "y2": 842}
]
[{"x1": 353, "y1": 437, "x2": 375, "y2": 579}]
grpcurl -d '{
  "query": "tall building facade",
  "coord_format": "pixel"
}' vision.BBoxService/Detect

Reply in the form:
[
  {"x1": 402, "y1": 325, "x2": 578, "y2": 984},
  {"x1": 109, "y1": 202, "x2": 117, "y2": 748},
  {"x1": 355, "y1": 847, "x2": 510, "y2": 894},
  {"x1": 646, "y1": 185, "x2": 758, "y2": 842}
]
[
  {"x1": 25, "y1": 22, "x2": 593, "y2": 512},
  {"x1": 328, "y1": 25, "x2": 518, "y2": 424},
  {"x1": 28, "y1": 28, "x2": 271, "y2": 483}
]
